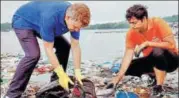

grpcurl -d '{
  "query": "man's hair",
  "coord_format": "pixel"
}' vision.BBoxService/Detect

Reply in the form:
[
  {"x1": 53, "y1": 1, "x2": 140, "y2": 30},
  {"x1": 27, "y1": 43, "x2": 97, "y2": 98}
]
[
  {"x1": 66, "y1": 3, "x2": 91, "y2": 27},
  {"x1": 126, "y1": 4, "x2": 148, "y2": 21}
]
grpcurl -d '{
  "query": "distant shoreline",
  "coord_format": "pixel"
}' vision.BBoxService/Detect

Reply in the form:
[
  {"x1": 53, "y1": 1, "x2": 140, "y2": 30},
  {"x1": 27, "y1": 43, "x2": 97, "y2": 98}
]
[{"x1": 1, "y1": 15, "x2": 178, "y2": 32}]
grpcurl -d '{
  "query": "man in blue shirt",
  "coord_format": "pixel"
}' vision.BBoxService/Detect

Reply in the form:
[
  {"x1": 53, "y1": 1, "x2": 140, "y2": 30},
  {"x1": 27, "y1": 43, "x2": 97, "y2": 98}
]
[{"x1": 5, "y1": 1, "x2": 91, "y2": 98}]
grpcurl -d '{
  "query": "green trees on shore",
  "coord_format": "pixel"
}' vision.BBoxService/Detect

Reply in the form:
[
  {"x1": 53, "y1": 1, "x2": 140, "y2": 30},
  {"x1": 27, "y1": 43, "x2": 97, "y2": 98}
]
[
  {"x1": 85, "y1": 15, "x2": 178, "y2": 29},
  {"x1": 1, "y1": 15, "x2": 178, "y2": 32}
]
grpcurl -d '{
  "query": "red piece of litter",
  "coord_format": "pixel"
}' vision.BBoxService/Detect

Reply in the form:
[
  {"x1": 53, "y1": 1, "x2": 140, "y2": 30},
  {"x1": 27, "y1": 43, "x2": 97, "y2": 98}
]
[{"x1": 73, "y1": 87, "x2": 81, "y2": 96}]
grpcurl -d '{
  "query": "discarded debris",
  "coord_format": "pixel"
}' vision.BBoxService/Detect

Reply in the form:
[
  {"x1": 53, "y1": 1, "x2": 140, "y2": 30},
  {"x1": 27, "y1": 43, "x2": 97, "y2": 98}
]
[{"x1": 1, "y1": 54, "x2": 178, "y2": 98}]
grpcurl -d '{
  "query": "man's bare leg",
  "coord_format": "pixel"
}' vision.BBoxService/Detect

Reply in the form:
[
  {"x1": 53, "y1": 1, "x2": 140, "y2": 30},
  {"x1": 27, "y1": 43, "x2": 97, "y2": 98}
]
[{"x1": 153, "y1": 67, "x2": 166, "y2": 85}]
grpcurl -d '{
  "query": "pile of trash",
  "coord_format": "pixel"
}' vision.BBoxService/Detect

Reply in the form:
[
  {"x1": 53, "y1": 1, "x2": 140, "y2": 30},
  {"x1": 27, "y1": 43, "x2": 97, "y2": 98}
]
[{"x1": 1, "y1": 53, "x2": 178, "y2": 98}]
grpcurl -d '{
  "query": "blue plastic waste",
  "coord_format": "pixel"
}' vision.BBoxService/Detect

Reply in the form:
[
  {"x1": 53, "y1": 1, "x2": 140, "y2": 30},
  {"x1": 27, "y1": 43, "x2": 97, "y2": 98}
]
[
  {"x1": 98, "y1": 61, "x2": 113, "y2": 69},
  {"x1": 115, "y1": 91, "x2": 139, "y2": 98},
  {"x1": 103, "y1": 62, "x2": 111, "y2": 64},
  {"x1": 111, "y1": 63, "x2": 121, "y2": 73}
]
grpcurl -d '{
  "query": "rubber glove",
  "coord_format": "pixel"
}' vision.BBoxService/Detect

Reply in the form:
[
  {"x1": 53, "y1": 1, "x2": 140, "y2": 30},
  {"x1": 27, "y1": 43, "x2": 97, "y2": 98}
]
[
  {"x1": 75, "y1": 68, "x2": 84, "y2": 85},
  {"x1": 54, "y1": 66, "x2": 74, "y2": 91}
]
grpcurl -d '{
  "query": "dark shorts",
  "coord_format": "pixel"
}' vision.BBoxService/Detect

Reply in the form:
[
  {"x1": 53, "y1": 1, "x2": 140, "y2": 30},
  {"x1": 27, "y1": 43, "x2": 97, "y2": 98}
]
[{"x1": 125, "y1": 48, "x2": 179, "y2": 77}]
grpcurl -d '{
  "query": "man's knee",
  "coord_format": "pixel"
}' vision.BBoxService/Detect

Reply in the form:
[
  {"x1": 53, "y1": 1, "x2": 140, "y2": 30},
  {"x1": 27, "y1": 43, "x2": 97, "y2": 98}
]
[
  {"x1": 152, "y1": 48, "x2": 165, "y2": 57},
  {"x1": 26, "y1": 51, "x2": 40, "y2": 61}
]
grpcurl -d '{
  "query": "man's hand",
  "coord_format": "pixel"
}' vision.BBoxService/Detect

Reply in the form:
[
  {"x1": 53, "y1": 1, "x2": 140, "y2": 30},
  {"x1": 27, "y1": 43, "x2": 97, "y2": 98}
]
[
  {"x1": 75, "y1": 68, "x2": 84, "y2": 85},
  {"x1": 106, "y1": 74, "x2": 123, "y2": 89},
  {"x1": 106, "y1": 48, "x2": 134, "y2": 89},
  {"x1": 134, "y1": 41, "x2": 149, "y2": 57},
  {"x1": 54, "y1": 66, "x2": 74, "y2": 91}
]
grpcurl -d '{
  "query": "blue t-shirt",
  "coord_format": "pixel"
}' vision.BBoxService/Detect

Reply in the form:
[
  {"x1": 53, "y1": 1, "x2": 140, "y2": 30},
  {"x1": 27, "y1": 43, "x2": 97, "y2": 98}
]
[{"x1": 12, "y1": 1, "x2": 80, "y2": 42}]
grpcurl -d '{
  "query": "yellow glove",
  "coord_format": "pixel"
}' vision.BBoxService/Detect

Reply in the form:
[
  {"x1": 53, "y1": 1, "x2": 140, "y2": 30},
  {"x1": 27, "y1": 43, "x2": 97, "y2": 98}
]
[
  {"x1": 54, "y1": 66, "x2": 74, "y2": 91},
  {"x1": 75, "y1": 69, "x2": 84, "y2": 85}
]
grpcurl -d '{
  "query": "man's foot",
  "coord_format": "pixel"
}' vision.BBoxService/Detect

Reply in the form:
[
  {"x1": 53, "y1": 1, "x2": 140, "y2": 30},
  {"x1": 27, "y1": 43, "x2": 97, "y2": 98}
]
[
  {"x1": 141, "y1": 74, "x2": 156, "y2": 87},
  {"x1": 151, "y1": 85, "x2": 164, "y2": 97},
  {"x1": 148, "y1": 74, "x2": 156, "y2": 87}
]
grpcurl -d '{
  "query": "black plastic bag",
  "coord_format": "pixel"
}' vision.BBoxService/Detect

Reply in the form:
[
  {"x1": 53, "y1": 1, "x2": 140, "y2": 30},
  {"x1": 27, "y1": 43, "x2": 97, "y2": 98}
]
[{"x1": 36, "y1": 76, "x2": 97, "y2": 98}]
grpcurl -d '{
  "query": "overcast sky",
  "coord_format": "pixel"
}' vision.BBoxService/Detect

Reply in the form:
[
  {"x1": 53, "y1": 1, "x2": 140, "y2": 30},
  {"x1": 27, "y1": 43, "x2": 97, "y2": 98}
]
[{"x1": 1, "y1": 1, "x2": 178, "y2": 24}]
